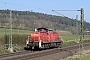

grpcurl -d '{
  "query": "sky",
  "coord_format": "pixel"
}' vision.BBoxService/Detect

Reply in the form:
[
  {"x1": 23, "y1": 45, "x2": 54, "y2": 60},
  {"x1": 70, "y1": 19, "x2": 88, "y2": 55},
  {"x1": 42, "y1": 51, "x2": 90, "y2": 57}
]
[{"x1": 0, "y1": 0, "x2": 90, "y2": 23}]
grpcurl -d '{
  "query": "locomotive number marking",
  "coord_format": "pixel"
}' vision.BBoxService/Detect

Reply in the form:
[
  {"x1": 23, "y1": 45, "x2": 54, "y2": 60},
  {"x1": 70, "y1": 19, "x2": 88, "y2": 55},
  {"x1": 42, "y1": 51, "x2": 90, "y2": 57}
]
[{"x1": 31, "y1": 34, "x2": 38, "y2": 36}]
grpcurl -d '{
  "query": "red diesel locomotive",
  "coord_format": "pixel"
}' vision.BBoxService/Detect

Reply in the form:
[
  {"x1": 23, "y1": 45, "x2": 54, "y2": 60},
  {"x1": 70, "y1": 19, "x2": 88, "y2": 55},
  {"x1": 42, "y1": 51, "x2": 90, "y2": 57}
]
[{"x1": 24, "y1": 27, "x2": 63, "y2": 50}]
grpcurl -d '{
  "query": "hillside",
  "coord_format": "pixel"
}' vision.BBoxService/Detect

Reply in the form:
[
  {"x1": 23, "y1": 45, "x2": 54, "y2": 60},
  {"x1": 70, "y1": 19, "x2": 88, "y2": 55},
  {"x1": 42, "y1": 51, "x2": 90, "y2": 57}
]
[{"x1": 0, "y1": 9, "x2": 90, "y2": 34}]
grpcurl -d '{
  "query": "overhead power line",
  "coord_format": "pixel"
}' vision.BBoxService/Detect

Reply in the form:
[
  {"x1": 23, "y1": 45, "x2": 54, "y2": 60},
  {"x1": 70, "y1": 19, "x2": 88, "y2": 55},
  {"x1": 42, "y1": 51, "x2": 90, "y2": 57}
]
[
  {"x1": 0, "y1": 0, "x2": 52, "y2": 14},
  {"x1": 52, "y1": 10, "x2": 81, "y2": 11},
  {"x1": 0, "y1": 1, "x2": 32, "y2": 8}
]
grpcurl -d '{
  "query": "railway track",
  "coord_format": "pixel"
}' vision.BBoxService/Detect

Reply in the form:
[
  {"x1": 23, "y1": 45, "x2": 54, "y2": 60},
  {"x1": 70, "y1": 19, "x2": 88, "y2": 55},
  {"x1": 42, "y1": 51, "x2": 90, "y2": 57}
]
[{"x1": 0, "y1": 42, "x2": 90, "y2": 60}]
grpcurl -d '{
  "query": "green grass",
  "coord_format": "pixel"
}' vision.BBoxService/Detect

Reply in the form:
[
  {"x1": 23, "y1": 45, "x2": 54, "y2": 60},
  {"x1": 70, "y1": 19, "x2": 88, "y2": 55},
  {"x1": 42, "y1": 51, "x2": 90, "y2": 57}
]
[
  {"x1": 84, "y1": 35, "x2": 90, "y2": 40},
  {"x1": 68, "y1": 53, "x2": 90, "y2": 60},
  {"x1": 61, "y1": 34, "x2": 77, "y2": 41},
  {"x1": 59, "y1": 31, "x2": 90, "y2": 45},
  {"x1": 62, "y1": 35, "x2": 90, "y2": 45},
  {"x1": 60, "y1": 31, "x2": 90, "y2": 40},
  {"x1": 0, "y1": 28, "x2": 31, "y2": 45},
  {"x1": 60, "y1": 31, "x2": 77, "y2": 41},
  {"x1": 0, "y1": 28, "x2": 30, "y2": 35},
  {"x1": 0, "y1": 49, "x2": 10, "y2": 54},
  {"x1": 68, "y1": 58, "x2": 80, "y2": 60}
]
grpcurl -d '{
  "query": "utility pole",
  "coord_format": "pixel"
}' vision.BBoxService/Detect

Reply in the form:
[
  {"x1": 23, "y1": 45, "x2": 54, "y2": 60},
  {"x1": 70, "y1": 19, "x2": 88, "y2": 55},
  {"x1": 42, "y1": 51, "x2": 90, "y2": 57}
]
[
  {"x1": 16, "y1": 13, "x2": 19, "y2": 34},
  {"x1": 75, "y1": 15, "x2": 79, "y2": 43},
  {"x1": 79, "y1": 8, "x2": 84, "y2": 51},
  {"x1": 8, "y1": 10, "x2": 13, "y2": 52}
]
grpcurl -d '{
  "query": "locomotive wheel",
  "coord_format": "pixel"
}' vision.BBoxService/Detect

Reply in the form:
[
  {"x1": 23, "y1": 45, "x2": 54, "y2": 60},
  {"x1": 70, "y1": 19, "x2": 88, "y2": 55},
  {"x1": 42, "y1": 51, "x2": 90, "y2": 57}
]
[
  {"x1": 58, "y1": 43, "x2": 62, "y2": 48},
  {"x1": 24, "y1": 46, "x2": 31, "y2": 50}
]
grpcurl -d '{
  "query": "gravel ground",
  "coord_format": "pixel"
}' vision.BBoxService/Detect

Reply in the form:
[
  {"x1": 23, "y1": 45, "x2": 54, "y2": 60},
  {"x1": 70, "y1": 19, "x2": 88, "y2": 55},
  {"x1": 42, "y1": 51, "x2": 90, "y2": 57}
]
[{"x1": 29, "y1": 51, "x2": 73, "y2": 60}]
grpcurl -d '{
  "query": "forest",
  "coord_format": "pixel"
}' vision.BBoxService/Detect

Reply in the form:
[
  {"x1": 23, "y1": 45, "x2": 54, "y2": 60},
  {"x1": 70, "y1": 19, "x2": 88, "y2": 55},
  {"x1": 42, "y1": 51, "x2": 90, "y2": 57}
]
[{"x1": 0, "y1": 9, "x2": 90, "y2": 34}]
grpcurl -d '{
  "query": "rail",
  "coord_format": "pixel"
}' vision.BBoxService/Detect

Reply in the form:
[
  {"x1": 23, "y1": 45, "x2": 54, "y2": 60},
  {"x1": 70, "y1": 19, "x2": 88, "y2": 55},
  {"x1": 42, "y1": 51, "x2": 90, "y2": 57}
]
[{"x1": 1, "y1": 42, "x2": 90, "y2": 60}]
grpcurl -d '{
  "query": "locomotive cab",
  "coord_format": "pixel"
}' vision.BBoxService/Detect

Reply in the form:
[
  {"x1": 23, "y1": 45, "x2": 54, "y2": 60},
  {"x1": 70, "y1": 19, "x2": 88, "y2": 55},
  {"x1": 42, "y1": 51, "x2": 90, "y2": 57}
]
[{"x1": 37, "y1": 27, "x2": 49, "y2": 32}]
